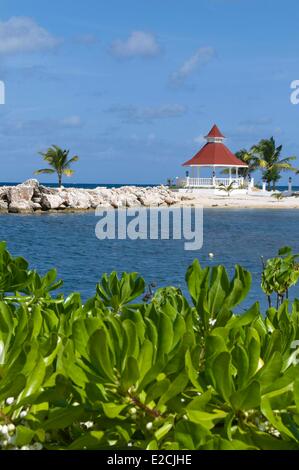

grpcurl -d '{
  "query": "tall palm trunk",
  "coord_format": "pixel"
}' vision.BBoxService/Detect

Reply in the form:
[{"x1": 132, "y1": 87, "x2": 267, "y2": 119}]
[{"x1": 58, "y1": 173, "x2": 62, "y2": 188}]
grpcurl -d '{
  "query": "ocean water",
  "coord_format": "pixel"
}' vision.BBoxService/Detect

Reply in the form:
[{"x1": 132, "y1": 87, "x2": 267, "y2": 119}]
[
  {"x1": 0, "y1": 182, "x2": 296, "y2": 191},
  {"x1": 0, "y1": 182, "x2": 157, "y2": 189},
  {"x1": 0, "y1": 209, "x2": 299, "y2": 313}
]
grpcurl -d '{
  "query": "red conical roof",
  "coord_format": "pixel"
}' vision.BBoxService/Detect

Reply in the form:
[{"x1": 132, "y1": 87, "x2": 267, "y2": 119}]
[
  {"x1": 205, "y1": 124, "x2": 225, "y2": 139},
  {"x1": 182, "y1": 124, "x2": 248, "y2": 167}
]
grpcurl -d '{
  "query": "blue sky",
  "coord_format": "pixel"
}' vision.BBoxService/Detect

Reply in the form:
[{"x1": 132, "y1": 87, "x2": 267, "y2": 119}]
[{"x1": 0, "y1": 0, "x2": 299, "y2": 184}]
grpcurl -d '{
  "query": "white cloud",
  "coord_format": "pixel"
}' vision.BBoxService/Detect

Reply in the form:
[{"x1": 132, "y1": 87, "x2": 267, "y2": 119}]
[
  {"x1": 3, "y1": 115, "x2": 83, "y2": 136},
  {"x1": 0, "y1": 17, "x2": 60, "y2": 55},
  {"x1": 171, "y1": 47, "x2": 215, "y2": 86},
  {"x1": 106, "y1": 104, "x2": 187, "y2": 123},
  {"x1": 110, "y1": 31, "x2": 160, "y2": 58},
  {"x1": 61, "y1": 115, "x2": 82, "y2": 128},
  {"x1": 238, "y1": 117, "x2": 272, "y2": 126},
  {"x1": 193, "y1": 134, "x2": 206, "y2": 145}
]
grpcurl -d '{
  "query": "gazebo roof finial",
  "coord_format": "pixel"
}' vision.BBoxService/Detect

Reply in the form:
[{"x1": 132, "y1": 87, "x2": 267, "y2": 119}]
[{"x1": 205, "y1": 124, "x2": 225, "y2": 141}]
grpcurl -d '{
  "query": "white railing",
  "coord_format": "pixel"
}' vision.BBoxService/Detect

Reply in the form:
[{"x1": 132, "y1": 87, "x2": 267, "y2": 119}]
[
  {"x1": 188, "y1": 178, "x2": 214, "y2": 186},
  {"x1": 176, "y1": 177, "x2": 245, "y2": 188}
]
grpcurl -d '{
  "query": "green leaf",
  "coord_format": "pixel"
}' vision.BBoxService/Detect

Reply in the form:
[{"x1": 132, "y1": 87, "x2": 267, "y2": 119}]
[
  {"x1": 18, "y1": 356, "x2": 46, "y2": 401},
  {"x1": 121, "y1": 356, "x2": 139, "y2": 390},
  {"x1": 261, "y1": 397, "x2": 295, "y2": 440},
  {"x1": 68, "y1": 431, "x2": 104, "y2": 450},
  {"x1": 158, "y1": 312, "x2": 173, "y2": 355},
  {"x1": 43, "y1": 406, "x2": 86, "y2": 430},
  {"x1": 154, "y1": 421, "x2": 173, "y2": 441},
  {"x1": 278, "y1": 246, "x2": 292, "y2": 256},
  {"x1": 211, "y1": 352, "x2": 234, "y2": 401},
  {"x1": 102, "y1": 403, "x2": 127, "y2": 419},
  {"x1": 88, "y1": 329, "x2": 115, "y2": 381},
  {"x1": 15, "y1": 426, "x2": 35, "y2": 446},
  {"x1": 158, "y1": 372, "x2": 189, "y2": 406},
  {"x1": 187, "y1": 409, "x2": 227, "y2": 430},
  {"x1": 230, "y1": 381, "x2": 261, "y2": 411},
  {"x1": 185, "y1": 350, "x2": 203, "y2": 391}
]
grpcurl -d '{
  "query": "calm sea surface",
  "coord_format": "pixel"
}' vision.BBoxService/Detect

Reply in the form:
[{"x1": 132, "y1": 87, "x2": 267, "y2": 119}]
[{"x1": 0, "y1": 209, "x2": 299, "y2": 312}]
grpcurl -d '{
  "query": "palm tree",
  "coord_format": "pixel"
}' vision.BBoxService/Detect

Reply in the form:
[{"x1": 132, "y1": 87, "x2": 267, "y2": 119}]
[
  {"x1": 235, "y1": 149, "x2": 260, "y2": 178},
  {"x1": 217, "y1": 182, "x2": 236, "y2": 196},
  {"x1": 34, "y1": 145, "x2": 79, "y2": 187},
  {"x1": 221, "y1": 148, "x2": 259, "y2": 179},
  {"x1": 251, "y1": 137, "x2": 297, "y2": 190}
]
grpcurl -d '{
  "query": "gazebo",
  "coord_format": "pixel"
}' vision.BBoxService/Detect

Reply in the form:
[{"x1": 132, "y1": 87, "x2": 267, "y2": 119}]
[{"x1": 177, "y1": 124, "x2": 248, "y2": 188}]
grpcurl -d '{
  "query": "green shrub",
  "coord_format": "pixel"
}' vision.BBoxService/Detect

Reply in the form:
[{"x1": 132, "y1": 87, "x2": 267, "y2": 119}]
[{"x1": 0, "y1": 241, "x2": 299, "y2": 450}]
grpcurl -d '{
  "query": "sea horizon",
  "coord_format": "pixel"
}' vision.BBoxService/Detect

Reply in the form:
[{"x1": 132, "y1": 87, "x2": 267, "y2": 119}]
[{"x1": 0, "y1": 181, "x2": 296, "y2": 191}]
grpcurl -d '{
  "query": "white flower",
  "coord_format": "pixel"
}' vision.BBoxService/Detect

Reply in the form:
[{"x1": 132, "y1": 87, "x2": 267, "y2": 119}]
[
  {"x1": 209, "y1": 319, "x2": 216, "y2": 326},
  {"x1": 21, "y1": 445, "x2": 30, "y2": 450},
  {"x1": 20, "y1": 410, "x2": 28, "y2": 418},
  {"x1": 7, "y1": 423, "x2": 15, "y2": 432},
  {"x1": 84, "y1": 421, "x2": 94, "y2": 429},
  {"x1": 31, "y1": 442, "x2": 43, "y2": 450},
  {"x1": 146, "y1": 422, "x2": 153, "y2": 430},
  {"x1": 130, "y1": 407, "x2": 137, "y2": 415},
  {"x1": 181, "y1": 398, "x2": 185, "y2": 402},
  {"x1": 196, "y1": 392, "x2": 202, "y2": 396},
  {"x1": 128, "y1": 442, "x2": 133, "y2": 447},
  {"x1": 5, "y1": 397, "x2": 14, "y2": 405},
  {"x1": 0, "y1": 425, "x2": 8, "y2": 435}
]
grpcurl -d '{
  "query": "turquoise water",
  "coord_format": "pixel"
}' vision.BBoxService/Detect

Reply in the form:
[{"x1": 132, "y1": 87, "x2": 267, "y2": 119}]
[{"x1": 1, "y1": 209, "x2": 299, "y2": 312}]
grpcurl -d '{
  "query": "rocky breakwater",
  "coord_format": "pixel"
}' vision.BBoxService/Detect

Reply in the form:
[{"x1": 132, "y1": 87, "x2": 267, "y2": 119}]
[{"x1": 0, "y1": 180, "x2": 195, "y2": 214}]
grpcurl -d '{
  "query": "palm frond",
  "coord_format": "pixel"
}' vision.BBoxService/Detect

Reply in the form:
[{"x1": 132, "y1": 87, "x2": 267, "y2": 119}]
[
  {"x1": 66, "y1": 156, "x2": 79, "y2": 166},
  {"x1": 63, "y1": 169, "x2": 74, "y2": 177},
  {"x1": 34, "y1": 169, "x2": 56, "y2": 175}
]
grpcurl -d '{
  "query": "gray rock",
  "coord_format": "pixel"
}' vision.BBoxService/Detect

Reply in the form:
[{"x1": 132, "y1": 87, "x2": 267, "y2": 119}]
[
  {"x1": 8, "y1": 185, "x2": 35, "y2": 205},
  {"x1": 62, "y1": 190, "x2": 92, "y2": 209},
  {"x1": 0, "y1": 200, "x2": 8, "y2": 211},
  {"x1": 40, "y1": 194, "x2": 65, "y2": 210},
  {"x1": 9, "y1": 201, "x2": 34, "y2": 213},
  {"x1": 22, "y1": 179, "x2": 40, "y2": 189}
]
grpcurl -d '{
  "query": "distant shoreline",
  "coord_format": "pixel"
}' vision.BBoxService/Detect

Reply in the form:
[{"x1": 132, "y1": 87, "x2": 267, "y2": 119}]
[{"x1": 0, "y1": 182, "x2": 296, "y2": 191}]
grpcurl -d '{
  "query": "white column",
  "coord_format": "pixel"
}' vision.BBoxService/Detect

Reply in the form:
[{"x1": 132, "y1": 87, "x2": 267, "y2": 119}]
[
  {"x1": 288, "y1": 177, "x2": 292, "y2": 195},
  {"x1": 229, "y1": 167, "x2": 232, "y2": 183},
  {"x1": 262, "y1": 182, "x2": 266, "y2": 192}
]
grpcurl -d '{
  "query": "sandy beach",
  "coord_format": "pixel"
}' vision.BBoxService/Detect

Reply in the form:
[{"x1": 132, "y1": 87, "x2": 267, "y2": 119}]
[{"x1": 174, "y1": 190, "x2": 299, "y2": 209}]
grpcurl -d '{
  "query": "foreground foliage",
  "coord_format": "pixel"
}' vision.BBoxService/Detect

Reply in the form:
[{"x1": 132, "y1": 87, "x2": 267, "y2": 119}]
[{"x1": 0, "y1": 242, "x2": 299, "y2": 450}]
